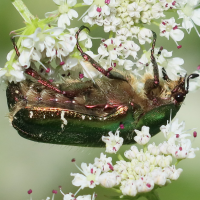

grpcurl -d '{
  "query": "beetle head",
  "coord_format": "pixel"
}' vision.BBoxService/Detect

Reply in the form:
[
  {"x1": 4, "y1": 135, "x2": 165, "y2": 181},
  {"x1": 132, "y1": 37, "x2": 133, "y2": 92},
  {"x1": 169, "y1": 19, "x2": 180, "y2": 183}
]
[{"x1": 171, "y1": 73, "x2": 199, "y2": 104}]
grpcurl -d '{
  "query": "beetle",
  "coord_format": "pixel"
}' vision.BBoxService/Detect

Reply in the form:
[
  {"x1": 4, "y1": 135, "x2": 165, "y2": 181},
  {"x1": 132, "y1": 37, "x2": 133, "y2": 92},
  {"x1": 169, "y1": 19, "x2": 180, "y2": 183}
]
[{"x1": 6, "y1": 26, "x2": 199, "y2": 147}]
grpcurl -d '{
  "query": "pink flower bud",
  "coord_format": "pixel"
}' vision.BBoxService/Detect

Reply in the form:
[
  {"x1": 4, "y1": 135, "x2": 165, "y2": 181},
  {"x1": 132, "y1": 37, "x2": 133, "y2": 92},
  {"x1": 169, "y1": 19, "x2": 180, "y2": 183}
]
[
  {"x1": 46, "y1": 68, "x2": 51, "y2": 73},
  {"x1": 60, "y1": 61, "x2": 65, "y2": 66},
  {"x1": 52, "y1": 190, "x2": 57, "y2": 194},
  {"x1": 27, "y1": 189, "x2": 32, "y2": 194},
  {"x1": 177, "y1": 45, "x2": 182, "y2": 49},
  {"x1": 193, "y1": 131, "x2": 197, "y2": 138}
]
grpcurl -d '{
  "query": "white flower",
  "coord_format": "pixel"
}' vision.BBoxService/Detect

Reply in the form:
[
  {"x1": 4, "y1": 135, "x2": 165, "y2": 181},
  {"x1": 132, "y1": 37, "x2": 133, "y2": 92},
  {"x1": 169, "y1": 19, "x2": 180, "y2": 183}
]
[
  {"x1": 99, "y1": 171, "x2": 121, "y2": 188},
  {"x1": 45, "y1": 0, "x2": 78, "y2": 28},
  {"x1": 62, "y1": 57, "x2": 78, "y2": 71},
  {"x1": 158, "y1": 54, "x2": 186, "y2": 81},
  {"x1": 159, "y1": 141, "x2": 174, "y2": 155},
  {"x1": 163, "y1": 165, "x2": 183, "y2": 180},
  {"x1": 151, "y1": 3, "x2": 165, "y2": 19},
  {"x1": 136, "y1": 47, "x2": 187, "y2": 80},
  {"x1": 114, "y1": 160, "x2": 129, "y2": 174},
  {"x1": 127, "y1": 2, "x2": 143, "y2": 18},
  {"x1": 55, "y1": 33, "x2": 76, "y2": 60},
  {"x1": 160, "y1": 17, "x2": 184, "y2": 48},
  {"x1": 160, "y1": 118, "x2": 187, "y2": 141},
  {"x1": 94, "y1": 153, "x2": 113, "y2": 172},
  {"x1": 102, "y1": 129, "x2": 123, "y2": 153},
  {"x1": 138, "y1": 28, "x2": 153, "y2": 44},
  {"x1": 98, "y1": 38, "x2": 122, "y2": 60},
  {"x1": 124, "y1": 145, "x2": 139, "y2": 160},
  {"x1": 122, "y1": 40, "x2": 140, "y2": 59},
  {"x1": 60, "y1": 191, "x2": 75, "y2": 200},
  {"x1": 60, "y1": 190, "x2": 96, "y2": 200},
  {"x1": 1, "y1": 50, "x2": 26, "y2": 83},
  {"x1": 19, "y1": 49, "x2": 41, "y2": 67},
  {"x1": 71, "y1": 163, "x2": 101, "y2": 189},
  {"x1": 148, "y1": 143, "x2": 160, "y2": 155},
  {"x1": 103, "y1": 15, "x2": 122, "y2": 32},
  {"x1": 171, "y1": 139, "x2": 199, "y2": 159},
  {"x1": 136, "y1": 176, "x2": 154, "y2": 193},
  {"x1": 159, "y1": 0, "x2": 177, "y2": 10},
  {"x1": 81, "y1": 0, "x2": 117, "y2": 27},
  {"x1": 116, "y1": 27, "x2": 132, "y2": 41},
  {"x1": 134, "y1": 126, "x2": 151, "y2": 145},
  {"x1": 67, "y1": 27, "x2": 92, "y2": 48},
  {"x1": 177, "y1": 0, "x2": 200, "y2": 35},
  {"x1": 120, "y1": 180, "x2": 137, "y2": 196},
  {"x1": 136, "y1": 150, "x2": 148, "y2": 162},
  {"x1": 156, "y1": 155, "x2": 172, "y2": 168},
  {"x1": 19, "y1": 27, "x2": 76, "y2": 66},
  {"x1": 0, "y1": 63, "x2": 26, "y2": 83},
  {"x1": 134, "y1": 161, "x2": 151, "y2": 175},
  {"x1": 151, "y1": 168, "x2": 168, "y2": 186},
  {"x1": 76, "y1": 194, "x2": 94, "y2": 200}
]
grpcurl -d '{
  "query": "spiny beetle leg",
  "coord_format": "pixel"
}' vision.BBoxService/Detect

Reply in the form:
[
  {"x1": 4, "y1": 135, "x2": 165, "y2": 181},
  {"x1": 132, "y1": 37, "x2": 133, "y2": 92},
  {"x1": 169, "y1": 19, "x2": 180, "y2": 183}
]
[
  {"x1": 10, "y1": 29, "x2": 90, "y2": 99},
  {"x1": 11, "y1": 36, "x2": 20, "y2": 57},
  {"x1": 75, "y1": 26, "x2": 127, "y2": 82},
  {"x1": 144, "y1": 31, "x2": 160, "y2": 95},
  {"x1": 25, "y1": 68, "x2": 77, "y2": 98}
]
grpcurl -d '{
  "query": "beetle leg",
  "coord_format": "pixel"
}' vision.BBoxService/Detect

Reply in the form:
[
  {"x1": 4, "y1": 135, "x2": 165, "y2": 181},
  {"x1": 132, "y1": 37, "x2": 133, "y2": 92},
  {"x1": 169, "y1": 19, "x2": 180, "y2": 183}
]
[
  {"x1": 11, "y1": 36, "x2": 20, "y2": 57},
  {"x1": 150, "y1": 31, "x2": 159, "y2": 87},
  {"x1": 75, "y1": 26, "x2": 127, "y2": 82},
  {"x1": 162, "y1": 68, "x2": 170, "y2": 82},
  {"x1": 144, "y1": 31, "x2": 160, "y2": 95},
  {"x1": 25, "y1": 68, "x2": 77, "y2": 98},
  {"x1": 11, "y1": 38, "x2": 79, "y2": 98}
]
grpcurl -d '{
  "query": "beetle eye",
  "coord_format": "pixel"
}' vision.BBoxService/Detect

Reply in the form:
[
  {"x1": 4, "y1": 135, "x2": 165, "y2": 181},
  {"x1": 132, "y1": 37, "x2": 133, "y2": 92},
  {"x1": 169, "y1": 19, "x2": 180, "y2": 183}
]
[{"x1": 174, "y1": 93, "x2": 185, "y2": 102}]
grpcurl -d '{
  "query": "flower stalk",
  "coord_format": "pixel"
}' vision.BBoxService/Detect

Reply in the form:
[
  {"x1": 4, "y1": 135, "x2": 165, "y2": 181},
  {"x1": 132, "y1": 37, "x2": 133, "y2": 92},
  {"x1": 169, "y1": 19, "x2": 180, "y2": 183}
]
[{"x1": 11, "y1": 0, "x2": 35, "y2": 23}]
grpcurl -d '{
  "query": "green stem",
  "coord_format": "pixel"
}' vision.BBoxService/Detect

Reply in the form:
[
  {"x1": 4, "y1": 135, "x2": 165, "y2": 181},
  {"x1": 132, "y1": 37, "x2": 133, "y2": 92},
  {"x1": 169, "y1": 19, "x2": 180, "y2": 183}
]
[
  {"x1": 11, "y1": 0, "x2": 35, "y2": 23},
  {"x1": 145, "y1": 190, "x2": 160, "y2": 200},
  {"x1": 143, "y1": 144, "x2": 147, "y2": 153},
  {"x1": 117, "y1": 153, "x2": 124, "y2": 161},
  {"x1": 140, "y1": 44, "x2": 146, "y2": 53},
  {"x1": 111, "y1": 187, "x2": 122, "y2": 194},
  {"x1": 109, "y1": 31, "x2": 114, "y2": 38},
  {"x1": 152, "y1": 20, "x2": 160, "y2": 26},
  {"x1": 175, "y1": 159, "x2": 181, "y2": 166},
  {"x1": 74, "y1": 3, "x2": 90, "y2": 8}
]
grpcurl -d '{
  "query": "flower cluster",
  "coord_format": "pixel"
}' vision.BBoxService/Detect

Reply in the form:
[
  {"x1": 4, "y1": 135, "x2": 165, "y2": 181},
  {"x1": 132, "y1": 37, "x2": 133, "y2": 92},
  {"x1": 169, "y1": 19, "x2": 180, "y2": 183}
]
[
  {"x1": 26, "y1": 188, "x2": 96, "y2": 200},
  {"x1": 70, "y1": 118, "x2": 198, "y2": 198},
  {"x1": 1, "y1": 0, "x2": 200, "y2": 90},
  {"x1": 136, "y1": 47, "x2": 186, "y2": 80}
]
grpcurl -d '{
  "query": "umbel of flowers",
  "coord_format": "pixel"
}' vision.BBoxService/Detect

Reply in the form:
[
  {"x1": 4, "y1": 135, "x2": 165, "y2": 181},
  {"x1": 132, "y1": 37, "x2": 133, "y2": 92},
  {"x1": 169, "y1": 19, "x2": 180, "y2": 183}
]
[
  {"x1": 69, "y1": 118, "x2": 198, "y2": 199},
  {"x1": 1, "y1": 0, "x2": 200, "y2": 199},
  {"x1": 1, "y1": 0, "x2": 200, "y2": 89},
  {"x1": 26, "y1": 118, "x2": 198, "y2": 200}
]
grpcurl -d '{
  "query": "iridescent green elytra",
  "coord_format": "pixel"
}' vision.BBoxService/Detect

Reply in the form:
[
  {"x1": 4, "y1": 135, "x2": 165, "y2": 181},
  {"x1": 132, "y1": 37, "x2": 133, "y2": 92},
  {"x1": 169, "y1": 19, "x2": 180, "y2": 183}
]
[{"x1": 6, "y1": 26, "x2": 198, "y2": 146}]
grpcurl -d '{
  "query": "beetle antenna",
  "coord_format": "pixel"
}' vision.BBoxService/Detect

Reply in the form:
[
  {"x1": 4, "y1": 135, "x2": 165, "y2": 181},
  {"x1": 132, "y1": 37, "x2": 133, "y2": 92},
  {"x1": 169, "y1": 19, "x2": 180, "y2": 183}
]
[
  {"x1": 11, "y1": 36, "x2": 20, "y2": 57},
  {"x1": 151, "y1": 31, "x2": 159, "y2": 87},
  {"x1": 185, "y1": 73, "x2": 199, "y2": 93}
]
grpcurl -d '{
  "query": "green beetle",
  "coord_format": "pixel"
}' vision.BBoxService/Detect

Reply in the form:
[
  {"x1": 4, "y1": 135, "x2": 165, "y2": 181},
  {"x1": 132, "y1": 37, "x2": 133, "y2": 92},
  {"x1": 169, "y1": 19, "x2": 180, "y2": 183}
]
[{"x1": 6, "y1": 26, "x2": 198, "y2": 146}]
